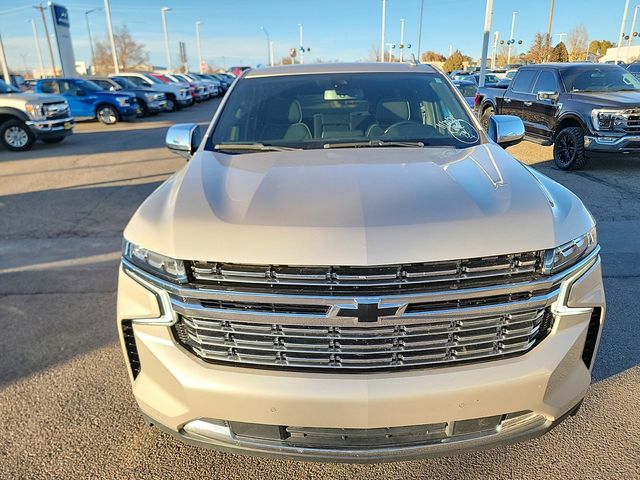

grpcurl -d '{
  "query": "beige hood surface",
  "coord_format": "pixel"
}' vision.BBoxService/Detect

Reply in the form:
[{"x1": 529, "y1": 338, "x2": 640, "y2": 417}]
[{"x1": 124, "y1": 144, "x2": 594, "y2": 265}]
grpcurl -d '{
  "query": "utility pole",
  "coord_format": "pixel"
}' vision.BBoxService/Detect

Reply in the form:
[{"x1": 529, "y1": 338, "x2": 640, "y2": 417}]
[
  {"x1": 34, "y1": 4, "x2": 56, "y2": 76},
  {"x1": 617, "y1": 0, "x2": 631, "y2": 63},
  {"x1": 491, "y1": 31, "x2": 499, "y2": 69},
  {"x1": 545, "y1": 0, "x2": 555, "y2": 61},
  {"x1": 298, "y1": 23, "x2": 304, "y2": 64},
  {"x1": 417, "y1": 0, "x2": 425, "y2": 62},
  {"x1": 0, "y1": 33, "x2": 10, "y2": 84},
  {"x1": 629, "y1": 5, "x2": 639, "y2": 46},
  {"x1": 104, "y1": 0, "x2": 119, "y2": 73},
  {"x1": 385, "y1": 42, "x2": 395, "y2": 62},
  {"x1": 269, "y1": 41, "x2": 274, "y2": 67},
  {"x1": 479, "y1": 0, "x2": 493, "y2": 88},
  {"x1": 29, "y1": 19, "x2": 45, "y2": 77},
  {"x1": 506, "y1": 11, "x2": 517, "y2": 65},
  {"x1": 161, "y1": 7, "x2": 172, "y2": 71},
  {"x1": 196, "y1": 21, "x2": 204, "y2": 72},
  {"x1": 380, "y1": 0, "x2": 386, "y2": 62},
  {"x1": 85, "y1": 8, "x2": 100, "y2": 73},
  {"x1": 399, "y1": 19, "x2": 405, "y2": 62},
  {"x1": 260, "y1": 26, "x2": 272, "y2": 67}
]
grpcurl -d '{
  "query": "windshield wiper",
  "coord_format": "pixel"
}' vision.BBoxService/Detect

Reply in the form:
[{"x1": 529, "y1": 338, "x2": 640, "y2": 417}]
[
  {"x1": 214, "y1": 143, "x2": 302, "y2": 152},
  {"x1": 323, "y1": 139, "x2": 425, "y2": 149}
]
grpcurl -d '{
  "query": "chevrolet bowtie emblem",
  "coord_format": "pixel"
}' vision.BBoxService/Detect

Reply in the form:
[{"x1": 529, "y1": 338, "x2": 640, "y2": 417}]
[{"x1": 332, "y1": 299, "x2": 407, "y2": 323}]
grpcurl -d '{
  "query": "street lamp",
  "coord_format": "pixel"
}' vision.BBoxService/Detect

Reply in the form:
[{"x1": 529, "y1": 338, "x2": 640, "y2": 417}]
[
  {"x1": 380, "y1": 0, "x2": 387, "y2": 62},
  {"x1": 161, "y1": 7, "x2": 172, "y2": 71},
  {"x1": 260, "y1": 26, "x2": 273, "y2": 67},
  {"x1": 478, "y1": 0, "x2": 494, "y2": 88},
  {"x1": 399, "y1": 19, "x2": 405, "y2": 62},
  {"x1": 196, "y1": 21, "x2": 204, "y2": 73},
  {"x1": 506, "y1": 11, "x2": 517, "y2": 65},
  {"x1": 28, "y1": 19, "x2": 45, "y2": 76},
  {"x1": 617, "y1": 0, "x2": 631, "y2": 63},
  {"x1": 298, "y1": 23, "x2": 304, "y2": 64},
  {"x1": 629, "y1": 5, "x2": 640, "y2": 46},
  {"x1": 85, "y1": 8, "x2": 101, "y2": 73},
  {"x1": 103, "y1": 0, "x2": 119, "y2": 73}
]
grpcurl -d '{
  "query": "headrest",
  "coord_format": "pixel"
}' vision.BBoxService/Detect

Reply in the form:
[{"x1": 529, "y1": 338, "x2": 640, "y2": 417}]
[
  {"x1": 376, "y1": 100, "x2": 410, "y2": 124},
  {"x1": 266, "y1": 99, "x2": 303, "y2": 124}
]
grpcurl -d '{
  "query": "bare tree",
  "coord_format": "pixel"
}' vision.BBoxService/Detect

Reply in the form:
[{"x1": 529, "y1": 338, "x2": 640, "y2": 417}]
[
  {"x1": 368, "y1": 45, "x2": 381, "y2": 62},
  {"x1": 526, "y1": 33, "x2": 550, "y2": 64},
  {"x1": 94, "y1": 24, "x2": 149, "y2": 74},
  {"x1": 567, "y1": 24, "x2": 589, "y2": 62}
]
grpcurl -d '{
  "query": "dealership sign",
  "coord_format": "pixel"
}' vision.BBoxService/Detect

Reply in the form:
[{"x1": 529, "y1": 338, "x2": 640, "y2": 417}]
[{"x1": 49, "y1": 2, "x2": 77, "y2": 77}]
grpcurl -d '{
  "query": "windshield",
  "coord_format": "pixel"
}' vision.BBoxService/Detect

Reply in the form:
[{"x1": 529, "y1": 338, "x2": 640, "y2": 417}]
[
  {"x1": 0, "y1": 80, "x2": 19, "y2": 93},
  {"x1": 78, "y1": 80, "x2": 103, "y2": 92},
  {"x1": 112, "y1": 77, "x2": 137, "y2": 89},
  {"x1": 561, "y1": 66, "x2": 640, "y2": 92},
  {"x1": 208, "y1": 72, "x2": 482, "y2": 151},
  {"x1": 144, "y1": 74, "x2": 164, "y2": 84}
]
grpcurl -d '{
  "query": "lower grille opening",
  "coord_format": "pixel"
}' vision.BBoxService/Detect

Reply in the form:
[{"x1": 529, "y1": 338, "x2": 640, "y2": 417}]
[
  {"x1": 582, "y1": 308, "x2": 602, "y2": 369},
  {"x1": 121, "y1": 320, "x2": 141, "y2": 379}
]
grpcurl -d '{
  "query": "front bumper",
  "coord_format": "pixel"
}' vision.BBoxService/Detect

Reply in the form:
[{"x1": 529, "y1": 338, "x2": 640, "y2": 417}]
[
  {"x1": 26, "y1": 117, "x2": 74, "y2": 139},
  {"x1": 177, "y1": 95, "x2": 193, "y2": 107},
  {"x1": 117, "y1": 252, "x2": 605, "y2": 462},
  {"x1": 584, "y1": 134, "x2": 640, "y2": 154},
  {"x1": 147, "y1": 99, "x2": 168, "y2": 112}
]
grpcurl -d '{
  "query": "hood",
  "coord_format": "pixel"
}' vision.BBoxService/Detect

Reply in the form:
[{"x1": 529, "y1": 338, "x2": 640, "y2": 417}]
[
  {"x1": 1, "y1": 92, "x2": 66, "y2": 105},
  {"x1": 570, "y1": 90, "x2": 640, "y2": 107},
  {"x1": 124, "y1": 143, "x2": 594, "y2": 266}
]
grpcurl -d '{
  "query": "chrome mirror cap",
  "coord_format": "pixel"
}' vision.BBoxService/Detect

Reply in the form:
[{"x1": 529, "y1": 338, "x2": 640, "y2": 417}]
[
  {"x1": 488, "y1": 115, "x2": 525, "y2": 149},
  {"x1": 537, "y1": 91, "x2": 559, "y2": 102},
  {"x1": 166, "y1": 123, "x2": 202, "y2": 160}
]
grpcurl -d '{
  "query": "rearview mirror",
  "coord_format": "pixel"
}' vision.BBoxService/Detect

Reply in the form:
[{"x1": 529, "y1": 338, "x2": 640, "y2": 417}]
[
  {"x1": 165, "y1": 123, "x2": 202, "y2": 160},
  {"x1": 488, "y1": 115, "x2": 525, "y2": 149},
  {"x1": 537, "y1": 91, "x2": 559, "y2": 102}
]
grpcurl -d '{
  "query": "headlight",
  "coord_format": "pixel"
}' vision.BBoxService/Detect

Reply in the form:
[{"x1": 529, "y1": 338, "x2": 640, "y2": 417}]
[
  {"x1": 123, "y1": 240, "x2": 187, "y2": 283},
  {"x1": 116, "y1": 97, "x2": 130, "y2": 107},
  {"x1": 543, "y1": 227, "x2": 598, "y2": 275},
  {"x1": 25, "y1": 103, "x2": 46, "y2": 121},
  {"x1": 591, "y1": 109, "x2": 626, "y2": 131}
]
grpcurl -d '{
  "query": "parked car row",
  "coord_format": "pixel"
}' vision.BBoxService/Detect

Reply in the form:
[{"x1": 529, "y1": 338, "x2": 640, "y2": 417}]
[{"x1": 0, "y1": 70, "x2": 236, "y2": 151}]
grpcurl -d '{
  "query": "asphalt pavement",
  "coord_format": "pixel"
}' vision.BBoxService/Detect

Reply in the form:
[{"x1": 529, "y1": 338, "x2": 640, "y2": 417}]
[{"x1": 0, "y1": 100, "x2": 638, "y2": 479}]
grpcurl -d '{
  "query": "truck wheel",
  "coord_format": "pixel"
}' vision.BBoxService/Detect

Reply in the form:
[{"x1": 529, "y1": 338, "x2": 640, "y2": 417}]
[
  {"x1": 0, "y1": 119, "x2": 36, "y2": 151},
  {"x1": 97, "y1": 105, "x2": 119, "y2": 125},
  {"x1": 42, "y1": 136, "x2": 66, "y2": 144},
  {"x1": 553, "y1": 127, "x2": 587, "y2": 170},
  {"x1": 138, "y1": 100, "x2": 149, "y2": 116},
  {"x1": 481, "y1": 106, "x2": 494, "y2": 131},
  {"x1": 166, "y1": 95, "x2": 177, "y2": 112}
]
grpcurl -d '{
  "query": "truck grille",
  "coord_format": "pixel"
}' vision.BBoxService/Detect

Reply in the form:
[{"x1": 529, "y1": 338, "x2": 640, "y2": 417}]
[
  {"x1": 43, "y1": 102, "x2": 69, "y2": 119},
  {"x1": 173, "y1": 308, "x2": 553, "y2": 370},
  {"x1": 188, "y1": 251, "x2": 543, "y2": 295},
  {"x1": 619, "y1": 109, "x2": 640, "y2": 133}
]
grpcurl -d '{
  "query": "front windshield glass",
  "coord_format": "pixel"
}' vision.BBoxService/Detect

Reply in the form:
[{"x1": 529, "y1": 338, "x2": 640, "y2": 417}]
[
  {"x1": 561, "y1": 66, "x2": 640, "y2": 92},
  {"x1": 79, "y1": 80, "x2": 103, "y2": 92},
  {"x1": 144, "y1": 74, "x2": 163, "y2": 84},
  {"x1": 209, "y1": 72, "x2": 482, "y2": 151},
  {"x1": 0, "y1": 80, "x2": 19, "y2": 93},
  {"x1": 112, "y1": 77, "x2": 137, "y2": 89}
]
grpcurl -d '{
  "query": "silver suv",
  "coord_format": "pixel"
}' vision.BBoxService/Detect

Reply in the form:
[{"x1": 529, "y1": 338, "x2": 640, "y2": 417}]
[{"x1": 117, "y1": 63, "x2": 604, "y2": 462}]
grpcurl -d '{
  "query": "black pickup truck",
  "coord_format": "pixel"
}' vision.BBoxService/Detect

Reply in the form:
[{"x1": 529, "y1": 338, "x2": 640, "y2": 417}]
[{"x1": 475, "y1": 63, "x2": 640, "y2": 170}]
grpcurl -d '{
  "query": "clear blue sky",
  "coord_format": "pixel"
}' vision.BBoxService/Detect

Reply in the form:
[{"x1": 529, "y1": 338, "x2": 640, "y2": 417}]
[{"x1": 0, "y1": 0, "x2": 628, "y2": 71}]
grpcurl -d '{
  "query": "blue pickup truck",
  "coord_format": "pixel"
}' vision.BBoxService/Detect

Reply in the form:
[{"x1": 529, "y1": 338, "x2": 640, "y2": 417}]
[{"x1": 35, "y1": 78, "x2": 139, "y2": 125}]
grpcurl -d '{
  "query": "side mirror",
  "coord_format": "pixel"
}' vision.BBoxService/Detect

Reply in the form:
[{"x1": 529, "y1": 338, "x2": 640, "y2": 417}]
[
  {"x1": 165, "y1": 123, "x2": 202, "y2": 160},
  {"x1": 76, "y1": 89, "x2": 86, "y2": 97},
  {"x1": 488, "y1": 115, "x2": 525, "y2": 149},
  {"x1": 537, "y1": 90, "x2": 559, "y2": 102}
]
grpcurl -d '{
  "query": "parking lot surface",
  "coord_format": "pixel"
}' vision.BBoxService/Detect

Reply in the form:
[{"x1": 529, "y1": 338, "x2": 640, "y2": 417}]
[{"x1": 1, "y1": 101, "x2": 639, "y2": 479}]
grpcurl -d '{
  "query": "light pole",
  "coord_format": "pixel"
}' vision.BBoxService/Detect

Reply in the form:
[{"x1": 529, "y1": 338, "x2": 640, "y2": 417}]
[
  {"x1": 617, "y1": 0, "x2": 631, "y2": 63},
  {"x1": 85, "y1": 8, "x2": 101, "y2": 73},
  {"x1": 269, "y1": 41, "x2": 275, "y2": 67},
  {"x1": 417, "y1": 0, "x2": 425, "y2": 61},
  {"x1": 196, "y1": 21, "x2": 204, "y2": 72},
  {"x1": 506, "y1": 11, "x2": 517, "y2": 65},
  {"x1": 103, "y1": 0, "x2": 119, "y2": 73},
  {"x1": 34, "y1": 4, "x2": 57, "y2": 76},
  {"x1": 380, "y1": 0, "x2": 386, "y2": 62},
  {"x1": 629, "y1": 5, "x2": 639, "y2": 46},
  {"x1": 298, "y1": 23, "x2": 304, "y2": 64},
  {"x1": 552, "y1": 32, "x2": 567, "y2": 45},
  {"x1": 29, "y1": 19, "x2": 45, "y2": 76},
  {"x1": 491, "y1": 31, "x2": 499, "y2": 69},
  {"x1": 399, "y1": 18, "x2": 405, "y2": 62},
  {"x1": 385, "y1": 43, "x2": 395, "y2": 62},
  {"x1": 478, "y1": 0, "x2": 494, "y2": 88},
  {"x1": 0, "y1": 33, "x2": 10, "y2": 84},
  {"x1": 260, "y1": 26, "x2": 272, "y2": 66},
  {"x1": 161, "y1": 7, "x2": 172, "y2": 71}
]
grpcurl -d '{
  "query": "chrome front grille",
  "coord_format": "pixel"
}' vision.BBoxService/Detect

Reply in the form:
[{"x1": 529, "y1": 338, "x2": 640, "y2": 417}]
[
  {"x1": 188, "y1": 251, "x2": 543, "y2": 295},
  {"x1": 43, "y1": 102, "x2": 69, "y2": 119},
  {"x1": 173, "y1": 308, "x2": 552, "y2": 370}
]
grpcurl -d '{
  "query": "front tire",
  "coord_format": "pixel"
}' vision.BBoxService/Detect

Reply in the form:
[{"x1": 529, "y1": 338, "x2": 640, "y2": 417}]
[
  {"x1": 96, "y1": 105, "x2": 119, "y2": 125},
  {"x1": 480, "y1": 106, "x2": 494, "y2": 131},
  {"x1": 165, "y1": 95, "x2": 177, "y2": 112},
  {"x1": 0, "y1": 119, "x2": 36, "y2": 151},
  {"x1": 553, "y1": 126, "x2": 587, "y2": 170}
]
